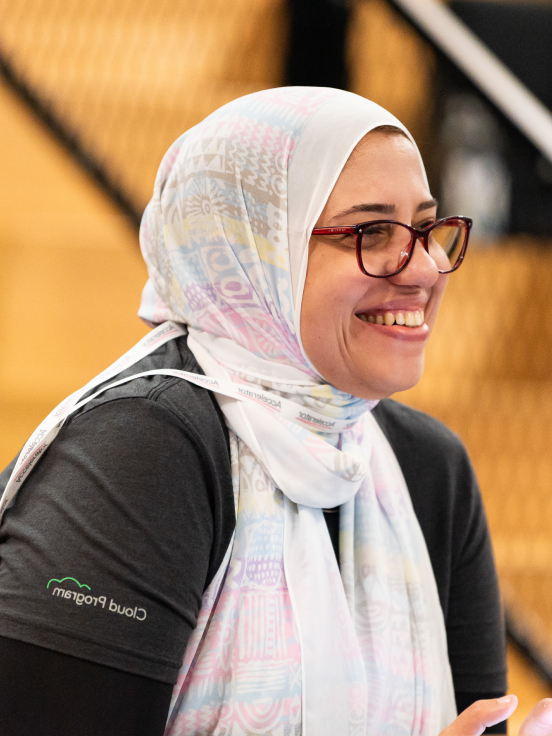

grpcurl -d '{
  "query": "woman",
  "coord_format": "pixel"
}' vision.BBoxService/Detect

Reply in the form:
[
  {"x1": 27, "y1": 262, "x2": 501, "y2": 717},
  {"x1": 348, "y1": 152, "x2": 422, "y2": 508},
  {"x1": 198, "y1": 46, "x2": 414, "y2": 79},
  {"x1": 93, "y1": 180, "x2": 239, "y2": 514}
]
[{"x1": 0, "y1": 86, "x2": 548, "y2": 735}]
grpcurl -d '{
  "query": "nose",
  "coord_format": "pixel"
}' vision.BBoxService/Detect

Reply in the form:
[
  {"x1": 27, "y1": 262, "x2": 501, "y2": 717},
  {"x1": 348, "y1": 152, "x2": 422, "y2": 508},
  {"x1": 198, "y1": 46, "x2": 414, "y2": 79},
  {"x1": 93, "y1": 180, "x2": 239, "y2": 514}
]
[{"x1": 388, "y1": 236, "x2": 440, "y2": 288}]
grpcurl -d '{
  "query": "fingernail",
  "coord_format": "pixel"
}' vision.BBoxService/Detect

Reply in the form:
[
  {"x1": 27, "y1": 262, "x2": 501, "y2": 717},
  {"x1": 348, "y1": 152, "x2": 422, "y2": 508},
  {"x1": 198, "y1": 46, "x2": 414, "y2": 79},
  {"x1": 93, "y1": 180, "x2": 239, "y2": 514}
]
[
  {"x1": 541, "y1": 699, "x2": 552, "y2": 710},
  {"x1": 498, "y1": 695, "x2": 513, "y2": 704}
]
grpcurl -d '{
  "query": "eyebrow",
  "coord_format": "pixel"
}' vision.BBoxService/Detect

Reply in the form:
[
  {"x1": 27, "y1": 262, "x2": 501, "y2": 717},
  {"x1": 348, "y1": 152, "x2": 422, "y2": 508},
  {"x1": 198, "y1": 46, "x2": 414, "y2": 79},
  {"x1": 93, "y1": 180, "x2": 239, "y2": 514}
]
[
  {"x1": 417, "y1": 198, "x2": 439, "y2": 212},
  {"x1": 330, "y1": 197, "x2": 438, "y2": 220}
]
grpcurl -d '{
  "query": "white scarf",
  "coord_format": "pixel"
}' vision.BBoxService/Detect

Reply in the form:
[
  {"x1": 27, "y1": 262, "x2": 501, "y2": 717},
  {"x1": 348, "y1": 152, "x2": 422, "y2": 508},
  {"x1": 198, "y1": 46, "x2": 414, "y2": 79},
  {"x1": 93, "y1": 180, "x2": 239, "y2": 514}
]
[{"x1": 138, "y1": 86, "x2": 456, "y2": 735}]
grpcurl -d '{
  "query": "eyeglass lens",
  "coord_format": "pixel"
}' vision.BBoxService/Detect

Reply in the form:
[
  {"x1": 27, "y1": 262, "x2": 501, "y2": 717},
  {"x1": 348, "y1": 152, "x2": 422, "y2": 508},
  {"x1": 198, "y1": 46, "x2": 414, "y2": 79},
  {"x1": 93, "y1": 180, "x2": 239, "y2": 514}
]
[{"x1": 358, "y1": 221, "x2": 467, "y2": 276}]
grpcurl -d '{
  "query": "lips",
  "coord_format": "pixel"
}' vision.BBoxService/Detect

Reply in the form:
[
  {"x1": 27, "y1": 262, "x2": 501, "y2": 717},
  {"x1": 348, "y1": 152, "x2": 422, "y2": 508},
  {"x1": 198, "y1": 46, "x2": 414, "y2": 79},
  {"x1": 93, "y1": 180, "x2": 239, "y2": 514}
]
[{"x1": 357, "y1": 309, "x2": 425, "y2": 327}]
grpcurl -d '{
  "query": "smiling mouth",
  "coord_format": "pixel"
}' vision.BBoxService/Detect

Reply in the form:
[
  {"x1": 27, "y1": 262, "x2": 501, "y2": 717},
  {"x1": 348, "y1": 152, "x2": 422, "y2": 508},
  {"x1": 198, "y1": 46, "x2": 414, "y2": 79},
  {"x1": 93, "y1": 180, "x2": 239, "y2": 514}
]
[{"x1": 357, "y1": 309, "x2": 425, "y2": 327}]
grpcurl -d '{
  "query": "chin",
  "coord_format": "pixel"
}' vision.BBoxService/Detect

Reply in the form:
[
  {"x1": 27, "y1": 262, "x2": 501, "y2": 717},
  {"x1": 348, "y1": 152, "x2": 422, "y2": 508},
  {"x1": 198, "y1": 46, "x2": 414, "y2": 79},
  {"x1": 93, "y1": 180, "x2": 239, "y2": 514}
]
[{"x1": 356, "y1": 358, "x2": 425, "y2": 400}]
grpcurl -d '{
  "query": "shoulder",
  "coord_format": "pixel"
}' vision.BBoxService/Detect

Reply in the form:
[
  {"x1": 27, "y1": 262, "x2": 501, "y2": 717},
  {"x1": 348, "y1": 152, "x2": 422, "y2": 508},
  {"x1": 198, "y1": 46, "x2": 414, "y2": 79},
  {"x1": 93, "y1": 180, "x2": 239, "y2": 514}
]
[
  {"x1": 372, "y1": 398, "x2": 467, "y2": 466},
  {"x1": 372, "y1": 398, "x2": 476, "y2": 510},
  {"x1": 1, "y1": 331, "x2": 235, "y2": 591},
  {"x1": 68, "y1": 333, "x2": 229, "y2": 456},
  {"x1": 373, "y1": 399, "x2": 484, "y2": 574},
  {"x1": 372, "y1": 397, "x2": 476, "y2": 508}
]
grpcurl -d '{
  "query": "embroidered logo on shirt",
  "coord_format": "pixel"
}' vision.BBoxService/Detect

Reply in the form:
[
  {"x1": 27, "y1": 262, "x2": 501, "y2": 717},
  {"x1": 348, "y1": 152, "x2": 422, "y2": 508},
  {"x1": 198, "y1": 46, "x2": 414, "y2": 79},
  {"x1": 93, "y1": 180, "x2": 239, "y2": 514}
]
[
  {"x1": 47, "y1": 577, "x2": 147, "y2": 620},
  {"x1": 47, "y1": 576, "x2": 90, "y2": 590}
]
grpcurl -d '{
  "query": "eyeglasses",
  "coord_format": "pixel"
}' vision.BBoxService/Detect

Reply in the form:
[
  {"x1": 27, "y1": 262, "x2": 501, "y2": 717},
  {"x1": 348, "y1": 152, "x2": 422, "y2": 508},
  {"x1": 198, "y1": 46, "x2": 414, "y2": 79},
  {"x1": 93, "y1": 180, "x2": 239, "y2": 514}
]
[{"x1": 311, "y1": 215, "x2": 472, "y2": 278}]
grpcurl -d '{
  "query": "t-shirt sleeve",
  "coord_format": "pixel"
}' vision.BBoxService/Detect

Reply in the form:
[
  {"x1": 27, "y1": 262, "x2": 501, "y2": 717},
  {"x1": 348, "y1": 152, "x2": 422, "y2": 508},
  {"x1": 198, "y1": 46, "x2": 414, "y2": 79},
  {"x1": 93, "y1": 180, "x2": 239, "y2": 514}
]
[{"x1": 0, "y1": 395, "x2": 231, "y2": 684}]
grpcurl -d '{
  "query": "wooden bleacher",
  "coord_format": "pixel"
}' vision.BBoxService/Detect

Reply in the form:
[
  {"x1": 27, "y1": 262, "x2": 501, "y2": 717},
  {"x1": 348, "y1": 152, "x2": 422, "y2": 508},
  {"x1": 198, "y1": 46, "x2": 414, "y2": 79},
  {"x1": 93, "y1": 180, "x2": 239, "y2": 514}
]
[{"x1": 0, "y1": 0, "x2": 551, "y2": 726}]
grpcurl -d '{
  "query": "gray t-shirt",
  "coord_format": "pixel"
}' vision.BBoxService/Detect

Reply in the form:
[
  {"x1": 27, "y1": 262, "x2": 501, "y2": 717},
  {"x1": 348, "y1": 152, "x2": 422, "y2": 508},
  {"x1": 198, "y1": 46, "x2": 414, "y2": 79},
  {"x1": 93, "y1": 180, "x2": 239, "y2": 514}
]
[
  {"x1": 0, "y1": 336, "x2": 234, "y2": 684},
  {"x1": 0, "y1": 335, "x2": 506, "y2": 696}
]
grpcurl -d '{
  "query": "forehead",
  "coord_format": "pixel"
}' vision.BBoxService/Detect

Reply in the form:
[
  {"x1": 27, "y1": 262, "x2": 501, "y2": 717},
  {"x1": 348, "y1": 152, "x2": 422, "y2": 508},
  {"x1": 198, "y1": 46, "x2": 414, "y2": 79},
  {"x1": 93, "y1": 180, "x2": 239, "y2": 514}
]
[{"x1": 328, "y1": 131, "x2": 431, "y2": 210}]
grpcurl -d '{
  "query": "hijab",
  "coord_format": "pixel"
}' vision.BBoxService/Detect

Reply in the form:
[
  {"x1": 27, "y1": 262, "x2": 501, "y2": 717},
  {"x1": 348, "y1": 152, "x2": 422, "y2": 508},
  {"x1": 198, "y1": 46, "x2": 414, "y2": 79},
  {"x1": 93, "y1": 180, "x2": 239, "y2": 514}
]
[{"x1": 139, "y1": 86, "x2": 456, "y2": 736}]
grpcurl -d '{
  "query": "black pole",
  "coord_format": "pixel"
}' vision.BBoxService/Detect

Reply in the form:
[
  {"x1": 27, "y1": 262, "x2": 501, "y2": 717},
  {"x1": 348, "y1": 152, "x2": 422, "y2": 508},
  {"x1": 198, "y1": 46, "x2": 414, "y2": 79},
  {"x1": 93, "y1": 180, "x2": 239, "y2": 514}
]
[
  {"x1": 0, "y1": 46, "x2": 142, "y2": 231},
  {"x1": 285, "y1": 0, "x2": 351, "y2": 89}
]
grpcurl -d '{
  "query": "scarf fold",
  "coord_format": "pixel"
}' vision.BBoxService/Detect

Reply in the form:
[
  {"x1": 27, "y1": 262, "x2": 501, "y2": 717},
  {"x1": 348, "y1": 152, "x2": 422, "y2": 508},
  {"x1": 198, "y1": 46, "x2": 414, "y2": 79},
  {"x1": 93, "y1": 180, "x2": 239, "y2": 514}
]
[{"x1": 139, "y1": 86, "x2": 456, "y2": 735}]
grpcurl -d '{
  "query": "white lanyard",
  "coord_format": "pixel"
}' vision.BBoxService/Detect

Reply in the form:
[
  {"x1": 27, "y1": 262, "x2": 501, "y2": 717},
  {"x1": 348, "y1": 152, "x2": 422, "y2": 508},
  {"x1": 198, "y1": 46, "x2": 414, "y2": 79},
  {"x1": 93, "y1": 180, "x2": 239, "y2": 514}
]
[{"x1": 0, "y1": 321, "x2": 355, "y2": 520}]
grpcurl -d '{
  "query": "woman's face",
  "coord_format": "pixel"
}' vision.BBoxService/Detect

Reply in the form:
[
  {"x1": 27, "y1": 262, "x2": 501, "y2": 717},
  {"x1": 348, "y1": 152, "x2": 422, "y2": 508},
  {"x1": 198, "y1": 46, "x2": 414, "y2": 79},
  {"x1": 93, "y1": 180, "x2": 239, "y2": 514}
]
[{"x1": 301, "y1": 130, "x2": 449, "y2": 400}]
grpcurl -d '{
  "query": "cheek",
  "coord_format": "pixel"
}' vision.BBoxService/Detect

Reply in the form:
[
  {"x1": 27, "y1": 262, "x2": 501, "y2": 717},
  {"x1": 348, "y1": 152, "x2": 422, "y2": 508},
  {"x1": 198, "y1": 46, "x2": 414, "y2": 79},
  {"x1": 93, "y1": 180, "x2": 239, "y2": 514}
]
[
  {"x1": 300, "y1": 249, "x2": 366, "y2": 363},
  {"x1": 302, "y1": 257, "x2": 365, "y2": 333},
  {"x1": 301, "y1": 274, "x2": 337, "y2": 352}
]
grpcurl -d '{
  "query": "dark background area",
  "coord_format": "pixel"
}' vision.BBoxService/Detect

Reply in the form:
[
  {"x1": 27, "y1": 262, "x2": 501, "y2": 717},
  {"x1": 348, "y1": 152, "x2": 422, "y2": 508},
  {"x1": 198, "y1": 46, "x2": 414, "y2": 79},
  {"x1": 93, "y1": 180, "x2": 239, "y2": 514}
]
[{"x1": 286, "y1": 0, "x2": 552, "y2": 236}]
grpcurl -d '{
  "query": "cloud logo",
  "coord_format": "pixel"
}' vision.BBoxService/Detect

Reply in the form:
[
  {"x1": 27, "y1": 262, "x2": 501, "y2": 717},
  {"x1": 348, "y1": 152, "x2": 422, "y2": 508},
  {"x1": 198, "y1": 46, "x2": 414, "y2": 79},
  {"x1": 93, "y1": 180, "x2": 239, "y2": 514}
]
[{"x1": 47, "y1": 577, "x2": 91, "y2": 590}]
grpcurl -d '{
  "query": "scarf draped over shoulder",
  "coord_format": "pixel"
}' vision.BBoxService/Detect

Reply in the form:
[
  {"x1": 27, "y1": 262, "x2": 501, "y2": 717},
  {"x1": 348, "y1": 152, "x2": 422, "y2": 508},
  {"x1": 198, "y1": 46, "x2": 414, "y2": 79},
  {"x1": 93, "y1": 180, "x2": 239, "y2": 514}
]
[{"x1": 139, "y1": 86, "x2": 457, "y2": 736}]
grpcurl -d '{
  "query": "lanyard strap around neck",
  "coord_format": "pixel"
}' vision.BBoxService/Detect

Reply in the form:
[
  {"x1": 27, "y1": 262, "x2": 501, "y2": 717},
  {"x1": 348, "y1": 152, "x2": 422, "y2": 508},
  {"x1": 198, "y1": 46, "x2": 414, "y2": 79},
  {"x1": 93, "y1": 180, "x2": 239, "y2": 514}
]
[
  {"x1": 0, "y1": 322, "x2": 358, "y2": 520},
  {"x1": 0, "y1": 322, "x2": 184, "y2": 518}
]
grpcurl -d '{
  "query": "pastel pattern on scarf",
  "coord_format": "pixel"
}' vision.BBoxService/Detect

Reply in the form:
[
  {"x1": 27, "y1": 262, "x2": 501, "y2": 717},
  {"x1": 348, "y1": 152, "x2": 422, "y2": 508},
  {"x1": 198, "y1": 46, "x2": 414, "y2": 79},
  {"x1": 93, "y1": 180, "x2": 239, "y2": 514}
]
[
  {"x1": 140, "y1": 88, "x2": 327, "y2": 371},
  {"x1": 171, "y1": 437, "x2": 302, "y2": 736},
  {"x1": 139, "y1": 86, "x2": 457, "y2": 736}
]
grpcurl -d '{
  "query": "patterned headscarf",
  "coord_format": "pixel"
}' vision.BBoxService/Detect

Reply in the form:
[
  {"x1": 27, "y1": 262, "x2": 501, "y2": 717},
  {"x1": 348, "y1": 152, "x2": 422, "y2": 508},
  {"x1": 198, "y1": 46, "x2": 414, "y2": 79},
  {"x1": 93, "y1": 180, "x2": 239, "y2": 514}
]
[{"x1": 139, "y1": 87, "x2": 456, "y2": 735}]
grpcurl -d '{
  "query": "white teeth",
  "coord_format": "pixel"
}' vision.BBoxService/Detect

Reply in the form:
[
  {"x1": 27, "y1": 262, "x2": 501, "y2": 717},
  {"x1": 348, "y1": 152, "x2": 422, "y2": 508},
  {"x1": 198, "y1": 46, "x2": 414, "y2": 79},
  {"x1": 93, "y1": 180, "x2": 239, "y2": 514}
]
[{"x1": 358, "y1": 310, "x2": 425, "y2": 326}]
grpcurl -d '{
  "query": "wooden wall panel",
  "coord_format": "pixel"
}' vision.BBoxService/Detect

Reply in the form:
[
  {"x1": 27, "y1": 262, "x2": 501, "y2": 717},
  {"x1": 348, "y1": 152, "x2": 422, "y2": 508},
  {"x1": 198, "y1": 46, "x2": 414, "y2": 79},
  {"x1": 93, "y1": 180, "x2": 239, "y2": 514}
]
[{"x1": 0, "y1": 80, "x2": 148, "y2": 466}]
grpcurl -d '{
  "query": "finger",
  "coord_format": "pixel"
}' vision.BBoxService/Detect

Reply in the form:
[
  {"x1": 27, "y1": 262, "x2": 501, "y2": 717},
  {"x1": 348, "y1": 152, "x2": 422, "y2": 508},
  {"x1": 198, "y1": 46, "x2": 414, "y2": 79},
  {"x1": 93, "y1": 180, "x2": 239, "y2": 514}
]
[
  {"x1": 519, "y1": 698, "x2": 552, "y2": 736},
  {"x1": 440, "y1": 695, "x2": 518, "y2": 736}
]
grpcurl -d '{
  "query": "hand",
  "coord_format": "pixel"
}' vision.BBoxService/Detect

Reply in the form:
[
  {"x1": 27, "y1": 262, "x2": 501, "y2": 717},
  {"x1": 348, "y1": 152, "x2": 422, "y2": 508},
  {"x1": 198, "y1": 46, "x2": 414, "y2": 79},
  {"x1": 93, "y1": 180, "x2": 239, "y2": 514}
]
[
  {"x1": 519, "y1": 699, "x2": 552, "y2": 735},
  {"x1": 439, "y1": 695, "x2": 518, "y2": 736},
  {"x1": 439, "y1": 695, "x2": 552, "y2": 736}
]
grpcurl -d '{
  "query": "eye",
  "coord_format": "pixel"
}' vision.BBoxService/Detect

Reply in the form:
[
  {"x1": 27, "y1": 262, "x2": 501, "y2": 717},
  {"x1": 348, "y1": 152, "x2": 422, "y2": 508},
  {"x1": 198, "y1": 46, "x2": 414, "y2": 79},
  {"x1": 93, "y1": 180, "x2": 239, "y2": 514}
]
[
  {"x1": 361, "y1": 225, "x2": 386, "y2": 235},
  {"x1": 320, "y1": 232, "x2": 356, "y2": 246},
  {"x1": 416, "y1": 218, "x2": 436, "y2": 230}
]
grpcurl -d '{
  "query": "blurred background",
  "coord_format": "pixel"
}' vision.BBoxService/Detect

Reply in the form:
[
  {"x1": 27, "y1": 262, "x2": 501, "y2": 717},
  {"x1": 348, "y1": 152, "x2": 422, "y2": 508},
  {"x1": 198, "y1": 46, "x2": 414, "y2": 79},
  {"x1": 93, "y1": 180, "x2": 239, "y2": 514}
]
[{"x1": 0, "y1": 0, "x2": 551, "y2": 728}]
